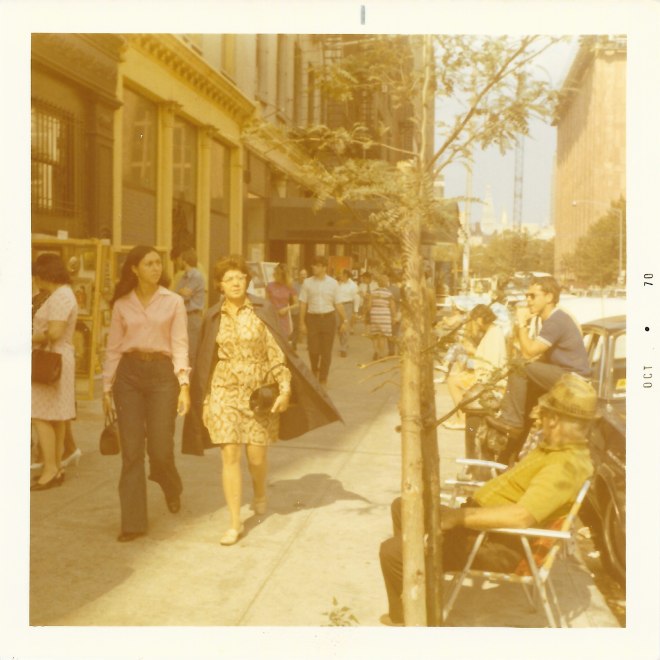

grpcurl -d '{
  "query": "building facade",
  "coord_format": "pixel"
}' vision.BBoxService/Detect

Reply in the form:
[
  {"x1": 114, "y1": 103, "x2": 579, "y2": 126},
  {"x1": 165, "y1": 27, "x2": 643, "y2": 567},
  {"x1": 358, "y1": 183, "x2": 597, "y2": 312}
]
[
  {"x1": 552, "y1": 35, "x2": 626, "y2": 281},
  {"x1": 32, "y1": 34, "x2": 434, "y2": 288}
]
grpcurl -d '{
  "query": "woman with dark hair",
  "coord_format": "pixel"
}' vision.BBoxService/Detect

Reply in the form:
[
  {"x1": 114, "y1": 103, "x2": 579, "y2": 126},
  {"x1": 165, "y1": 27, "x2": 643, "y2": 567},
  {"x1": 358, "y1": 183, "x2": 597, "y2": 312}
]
[
  {"x1": 31, "y1": 253, "x2": 78, "y2": 490},
  {"x1": 444, "y1": 304, "x2": 507, "y2": 430},
  {"x1": 102, "y1": 246, "x2": 190, "y2": 542},
  {"x1": 203, "y1": 255, "x2": 292, "y2": 545}
]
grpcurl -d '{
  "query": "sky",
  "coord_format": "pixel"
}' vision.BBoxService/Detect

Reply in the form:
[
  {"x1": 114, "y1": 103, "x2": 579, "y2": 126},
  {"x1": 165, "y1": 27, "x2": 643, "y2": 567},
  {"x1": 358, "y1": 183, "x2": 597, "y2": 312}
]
[{"x1": 441, "y1": 37, "x2": 579, "y2": 230}]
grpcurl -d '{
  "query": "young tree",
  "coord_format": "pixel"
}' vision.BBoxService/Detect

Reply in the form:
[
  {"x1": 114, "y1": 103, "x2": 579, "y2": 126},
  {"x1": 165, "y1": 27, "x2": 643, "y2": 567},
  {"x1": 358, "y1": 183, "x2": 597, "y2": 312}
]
[
  {"x1": 245, "y1": 33, "x2": 562, "y2": 626},
  {"x1": 470, "y1": 230, "x2": 554, "y2": 277},
  {"x1": 561, "y1": 201, "x2": 626, "y2": 286}
]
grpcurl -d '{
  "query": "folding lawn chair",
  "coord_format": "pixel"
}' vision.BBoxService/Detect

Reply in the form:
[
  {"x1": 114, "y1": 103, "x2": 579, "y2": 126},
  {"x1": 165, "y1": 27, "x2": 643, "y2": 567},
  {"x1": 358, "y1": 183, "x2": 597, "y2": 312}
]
[{"x1": 442, "y1": 479, "x2": 591, "y2": 628}]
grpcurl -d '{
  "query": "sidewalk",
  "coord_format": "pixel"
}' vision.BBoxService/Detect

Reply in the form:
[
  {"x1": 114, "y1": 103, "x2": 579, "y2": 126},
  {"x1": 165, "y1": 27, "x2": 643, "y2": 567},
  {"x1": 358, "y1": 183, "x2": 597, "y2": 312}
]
[{"x1": 28, "y1": 330, "x2": 619, "y2": 628}]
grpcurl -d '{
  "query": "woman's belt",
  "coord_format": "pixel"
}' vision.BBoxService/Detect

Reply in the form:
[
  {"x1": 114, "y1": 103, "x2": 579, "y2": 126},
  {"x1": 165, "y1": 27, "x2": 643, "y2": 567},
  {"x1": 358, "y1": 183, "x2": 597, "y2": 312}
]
[{"x1": 124, "y1": 351, "x2": 170, "y2": 362}]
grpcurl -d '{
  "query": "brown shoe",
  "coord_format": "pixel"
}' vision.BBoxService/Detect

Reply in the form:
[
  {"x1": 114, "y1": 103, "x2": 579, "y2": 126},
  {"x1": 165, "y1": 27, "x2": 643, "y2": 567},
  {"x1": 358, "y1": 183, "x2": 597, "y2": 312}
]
[{"x1": 379, "y1": 613, "x2": 403, "y2": 626}]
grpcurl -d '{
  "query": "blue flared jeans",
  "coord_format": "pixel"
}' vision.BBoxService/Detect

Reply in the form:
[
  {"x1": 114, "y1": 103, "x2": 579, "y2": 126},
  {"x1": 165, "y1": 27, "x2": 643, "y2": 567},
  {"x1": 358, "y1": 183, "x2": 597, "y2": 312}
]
[{"x1": 113, "y1": 355, "x2": 182, "y2": 533}]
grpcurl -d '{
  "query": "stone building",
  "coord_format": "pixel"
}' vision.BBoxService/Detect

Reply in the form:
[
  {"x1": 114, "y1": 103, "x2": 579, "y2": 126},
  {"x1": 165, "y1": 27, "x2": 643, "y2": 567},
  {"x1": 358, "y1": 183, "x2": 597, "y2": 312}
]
[{"x1": 552, "y1": 35, "x2": 626, "y2": 281}]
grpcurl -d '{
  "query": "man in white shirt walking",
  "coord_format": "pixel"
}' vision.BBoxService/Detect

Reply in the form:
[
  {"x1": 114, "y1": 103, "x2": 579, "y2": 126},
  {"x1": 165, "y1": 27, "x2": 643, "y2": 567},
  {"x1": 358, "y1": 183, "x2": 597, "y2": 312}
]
[
  {"x1": 336, "y1": 269, "x2": 358, "y2": 357},
  {"x1": 299, "y1": 256, "x2": 348, "y2": 385}
]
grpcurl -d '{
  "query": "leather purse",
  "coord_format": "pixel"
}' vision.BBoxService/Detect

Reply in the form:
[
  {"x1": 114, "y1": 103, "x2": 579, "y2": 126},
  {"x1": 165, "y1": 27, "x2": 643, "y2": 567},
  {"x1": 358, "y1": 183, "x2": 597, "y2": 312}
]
[
  {"x1": 249, "y1": 364, "x2": 287, "y2": 414},
  {"x1": 100, "y1": 411, "x2": 121, "y2": 455},
  {"x1": 32, "y1": 347, "x2": 62, "y2": 384}
]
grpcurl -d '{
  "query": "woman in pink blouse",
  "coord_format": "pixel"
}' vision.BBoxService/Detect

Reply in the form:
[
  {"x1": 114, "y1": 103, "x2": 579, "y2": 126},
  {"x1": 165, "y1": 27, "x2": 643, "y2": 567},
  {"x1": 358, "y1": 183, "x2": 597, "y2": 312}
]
[{"x1": 103, "y1": 246, "x2": 191, "y2": 542}]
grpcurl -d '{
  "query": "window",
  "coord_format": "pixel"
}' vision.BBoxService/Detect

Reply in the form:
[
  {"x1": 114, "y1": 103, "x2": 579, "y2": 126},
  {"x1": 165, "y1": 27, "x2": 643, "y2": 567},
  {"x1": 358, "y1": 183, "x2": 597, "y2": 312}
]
[
  {"x1": 172, "y1": 117, "x2": 198, "y2": 248},
  {"x1": 307, "y1": 65, "x2": 317, "y2": 125},
  {"x1": 210, "y1": 140, "x2": 230, "y2": 214},
  {"x1": 31, "y1": 100, "x2": 74, "y2": 214},
  {"x1": 276, "y1": 34, "x2": 289, "y2": 117},
  {"x1": 172, "y1": 118, "x2": 197, "y2": 202},
  {"x1": 293, "y1": 42, "x2": 303, "y2": 125},
  {"x1": 256, "y1": 35, "x2": 269, "y2": 101},
  {"x1": 122, "y1": 88, "x2": 157, "y2": 190}
]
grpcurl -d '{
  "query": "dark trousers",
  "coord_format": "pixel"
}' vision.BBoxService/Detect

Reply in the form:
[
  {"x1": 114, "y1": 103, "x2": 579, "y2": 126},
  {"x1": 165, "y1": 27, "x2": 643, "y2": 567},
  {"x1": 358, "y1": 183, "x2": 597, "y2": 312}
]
[
  {"x1": 306, "y1": 312, "x2": 336, "y2": 381},
  {"x1": 500, "y1": 362, "x2": 574, "y2": 428},
  {"x1": 113, "y1": 355, "x2": 182, "y2": 533},
  {"x1": 379, "y1": 497, "x2": 523, "y2": 624}
]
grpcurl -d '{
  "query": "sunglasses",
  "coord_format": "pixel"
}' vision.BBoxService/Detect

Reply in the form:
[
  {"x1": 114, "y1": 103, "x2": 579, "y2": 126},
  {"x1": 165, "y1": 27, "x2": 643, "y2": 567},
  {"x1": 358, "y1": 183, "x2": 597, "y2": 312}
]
[{"x1": 222, "y1": 274, "x2": 248, "y2": 284}]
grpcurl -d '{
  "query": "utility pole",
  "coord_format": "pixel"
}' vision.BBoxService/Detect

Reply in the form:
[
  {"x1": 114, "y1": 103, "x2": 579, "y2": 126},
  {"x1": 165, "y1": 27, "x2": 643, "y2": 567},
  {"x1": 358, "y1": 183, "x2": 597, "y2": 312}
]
[{"x1": 462, "y1": 164, "x2": 472, "y2": 293}]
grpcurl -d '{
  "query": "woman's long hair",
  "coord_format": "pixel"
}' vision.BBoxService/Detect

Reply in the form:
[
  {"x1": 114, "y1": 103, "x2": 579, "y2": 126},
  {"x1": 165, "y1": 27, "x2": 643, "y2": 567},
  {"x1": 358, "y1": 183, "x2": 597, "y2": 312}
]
[
  {"x1": 273, "y1": 263, "x2": 292, "y2": 286},
  {"x1": 111, "y1": 245, "x2": 167, "y2": 305}
]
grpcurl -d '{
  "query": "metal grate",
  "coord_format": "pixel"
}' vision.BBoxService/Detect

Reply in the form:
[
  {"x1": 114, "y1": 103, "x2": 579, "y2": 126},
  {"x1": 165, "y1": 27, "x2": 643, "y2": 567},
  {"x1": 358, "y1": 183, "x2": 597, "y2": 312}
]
[{"x1": 31, "y1": 99, "x2": 75, "y2": 214}]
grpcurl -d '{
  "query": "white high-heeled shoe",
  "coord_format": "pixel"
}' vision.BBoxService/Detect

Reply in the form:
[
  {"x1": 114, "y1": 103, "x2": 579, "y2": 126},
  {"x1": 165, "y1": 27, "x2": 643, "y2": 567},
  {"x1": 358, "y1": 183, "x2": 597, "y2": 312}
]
[{"x1": 61, "y1": 448, "x2": 82, "y2": 468}]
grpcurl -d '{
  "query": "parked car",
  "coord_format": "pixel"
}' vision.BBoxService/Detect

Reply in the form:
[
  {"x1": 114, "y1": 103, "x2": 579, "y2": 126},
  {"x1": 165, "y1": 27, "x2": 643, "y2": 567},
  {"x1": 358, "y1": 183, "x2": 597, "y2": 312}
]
[{"x1": 581, "y1": 316, "x2": 626, "y2": 584}]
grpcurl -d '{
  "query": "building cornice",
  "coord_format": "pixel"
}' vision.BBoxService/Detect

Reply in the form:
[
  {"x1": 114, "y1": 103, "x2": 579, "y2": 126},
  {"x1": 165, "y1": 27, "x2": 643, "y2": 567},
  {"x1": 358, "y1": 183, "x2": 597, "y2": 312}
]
[
  {"x1": 553, "y1": 35, "x2": 626, "y2": 125},
  {"x1": 32, "y1": 33, "x2": 124, "y2": 108},
  {"x1": 126, "y1": 34, "x2": 257, "y2": 124}
]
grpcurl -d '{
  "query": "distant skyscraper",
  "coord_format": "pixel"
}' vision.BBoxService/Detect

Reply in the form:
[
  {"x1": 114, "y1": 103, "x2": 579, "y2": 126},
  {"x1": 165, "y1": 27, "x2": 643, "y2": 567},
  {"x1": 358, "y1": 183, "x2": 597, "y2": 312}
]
[
  {"x1": 480, "y1": 185, "x2": 497, "y2": 236},
  {"x1": 553, "y1": 35, "x2": 626, "y2": 280}
]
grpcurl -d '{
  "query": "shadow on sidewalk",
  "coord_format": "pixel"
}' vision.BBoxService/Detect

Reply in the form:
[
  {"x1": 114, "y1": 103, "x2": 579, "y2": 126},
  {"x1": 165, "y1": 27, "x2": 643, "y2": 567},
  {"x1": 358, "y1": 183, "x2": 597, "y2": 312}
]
[
  {"x1": 241, "y1": 472, "x2": 371, "y2": 533},
  {"x1": 443, "y1": 556, "x2": 593, "y2": 627}
]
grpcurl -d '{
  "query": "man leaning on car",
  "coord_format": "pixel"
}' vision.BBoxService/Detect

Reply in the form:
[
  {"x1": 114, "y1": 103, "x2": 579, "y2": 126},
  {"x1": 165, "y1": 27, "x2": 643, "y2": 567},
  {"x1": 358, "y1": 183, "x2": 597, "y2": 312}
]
[{"x1": 486, "y1": 275, "x2": 591, "y2": 440}]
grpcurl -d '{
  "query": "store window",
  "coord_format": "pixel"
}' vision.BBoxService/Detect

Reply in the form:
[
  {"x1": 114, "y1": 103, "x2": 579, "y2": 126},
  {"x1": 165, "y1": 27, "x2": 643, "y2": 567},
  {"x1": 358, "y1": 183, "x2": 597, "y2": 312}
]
[
  {"x1": 172, "y1": 117, "x2": 197, "y2": 249},
  {"x1": 31, "y1": 100, "x2": 74, "y2": 214}
]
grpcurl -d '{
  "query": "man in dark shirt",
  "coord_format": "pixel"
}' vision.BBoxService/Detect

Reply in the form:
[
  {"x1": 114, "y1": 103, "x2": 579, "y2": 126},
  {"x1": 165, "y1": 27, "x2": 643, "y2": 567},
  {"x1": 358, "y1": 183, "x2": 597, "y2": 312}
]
[{"x1": 487, "y1": 276, "x2": 590, "y2": 438}]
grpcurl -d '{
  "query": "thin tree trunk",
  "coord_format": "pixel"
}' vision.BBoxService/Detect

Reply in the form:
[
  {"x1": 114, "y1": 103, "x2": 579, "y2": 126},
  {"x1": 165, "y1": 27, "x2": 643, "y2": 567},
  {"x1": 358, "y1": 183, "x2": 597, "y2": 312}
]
[
  {"x1": 399, "y1": 210, "x2": 427, "y2": 626},
  {"x1": 420, "y1": 281, "x2": 443, "y2": 625}
]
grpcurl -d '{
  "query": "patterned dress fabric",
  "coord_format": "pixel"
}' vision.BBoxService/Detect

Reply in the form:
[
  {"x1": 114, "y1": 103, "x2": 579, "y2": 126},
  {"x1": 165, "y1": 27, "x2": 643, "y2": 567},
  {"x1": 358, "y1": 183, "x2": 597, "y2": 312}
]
[
  {"x1": 31, "y1": 285, "x2": 78, "y2": 421},
  {"x1": 369, "y1": 287, "x2": 393, "y2": 337},
  {"x1": 204, "y1": 299, "x2": 292, "y2": 446}
]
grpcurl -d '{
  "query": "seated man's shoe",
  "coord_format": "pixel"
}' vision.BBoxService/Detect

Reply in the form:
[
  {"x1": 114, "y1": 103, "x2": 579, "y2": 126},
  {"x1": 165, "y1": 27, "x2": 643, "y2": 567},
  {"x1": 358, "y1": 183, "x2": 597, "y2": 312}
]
[
  {"x1": 117, "y1": 531, "x2": 145, "y2": 542},
  {"x1": 166, "y1": 495, "x2": 181, "y2": 513},
  {"x1": 485, "y1": 415, "x2": 523, "y2": 438},
  {"x1": 379, "y1": 613, "x2": 404, "y2": 627}
]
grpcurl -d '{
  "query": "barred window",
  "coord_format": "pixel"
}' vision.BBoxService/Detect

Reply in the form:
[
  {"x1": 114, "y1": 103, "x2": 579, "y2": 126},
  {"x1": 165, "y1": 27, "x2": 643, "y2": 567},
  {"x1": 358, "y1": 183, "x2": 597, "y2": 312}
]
[{"x1": 31, "y1": 100, "x2": 74, "y2": 214}]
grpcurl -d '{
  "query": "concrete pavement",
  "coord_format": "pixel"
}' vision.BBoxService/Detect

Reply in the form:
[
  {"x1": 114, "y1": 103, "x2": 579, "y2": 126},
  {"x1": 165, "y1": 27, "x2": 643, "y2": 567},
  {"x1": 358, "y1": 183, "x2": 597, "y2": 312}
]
[{"x1": 28, "y1": 331, "x2": 620, "y2": 628}]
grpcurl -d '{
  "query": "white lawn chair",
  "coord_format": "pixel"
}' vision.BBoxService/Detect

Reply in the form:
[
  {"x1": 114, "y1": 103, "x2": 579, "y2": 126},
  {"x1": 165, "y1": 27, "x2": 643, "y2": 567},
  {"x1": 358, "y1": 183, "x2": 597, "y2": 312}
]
[{"x1": 442, "y1": 479, "x2": 592, "y2": 628}]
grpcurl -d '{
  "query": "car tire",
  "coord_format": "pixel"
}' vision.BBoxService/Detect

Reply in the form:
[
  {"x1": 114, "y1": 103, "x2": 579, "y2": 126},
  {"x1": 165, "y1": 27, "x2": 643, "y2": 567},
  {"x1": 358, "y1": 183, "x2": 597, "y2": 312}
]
[{"x1": 601, "y1": 498, "x2": 626, "y2": 585}]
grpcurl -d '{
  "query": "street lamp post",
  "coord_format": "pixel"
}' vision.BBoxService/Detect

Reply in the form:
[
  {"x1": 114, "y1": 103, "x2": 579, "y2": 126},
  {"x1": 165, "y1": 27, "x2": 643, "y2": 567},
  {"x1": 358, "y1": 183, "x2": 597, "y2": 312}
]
[{"x1": 571, "y1": 199, "x2": 624, "y2": 285}]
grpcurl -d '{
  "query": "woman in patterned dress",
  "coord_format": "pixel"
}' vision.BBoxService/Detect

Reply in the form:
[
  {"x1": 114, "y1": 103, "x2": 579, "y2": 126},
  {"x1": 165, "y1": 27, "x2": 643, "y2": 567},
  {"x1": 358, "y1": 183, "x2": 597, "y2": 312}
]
[
  {"x1": 203, "y1": 255, "x2": 292, "y2": 545},
  {"x1": 365, "y1": 273, "x2": 396, "y2": 361},
  {"x1": 31, "y1": 253, "x2": 78, "y2": 490}
]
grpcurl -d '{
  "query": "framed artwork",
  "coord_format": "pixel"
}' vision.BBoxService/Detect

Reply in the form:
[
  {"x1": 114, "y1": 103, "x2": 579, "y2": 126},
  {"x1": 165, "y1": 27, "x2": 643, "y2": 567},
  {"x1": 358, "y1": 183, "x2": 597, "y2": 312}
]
[
  {"x1": 72, "y1": 278, "x2": 93, "y2": 316},
  {"x1": 261, "y1": 261, "x2": 279, "y2": 285},
  {"x1": 73, "y1": 320, "x2": 91, "y2": 374}
]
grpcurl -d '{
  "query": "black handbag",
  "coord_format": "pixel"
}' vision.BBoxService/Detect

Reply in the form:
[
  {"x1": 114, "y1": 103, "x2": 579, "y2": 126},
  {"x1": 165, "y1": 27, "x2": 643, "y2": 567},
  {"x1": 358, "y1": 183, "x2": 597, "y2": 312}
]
[
  {"x1": 100, "y1": 411, "x2": 121, "y2": 455},
  {"x1": 249, "y1": 364, "x2": 287, "y2": 414},
  {"x1": 32, "y1": 346, "x2": 62, "y2": 384}
]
